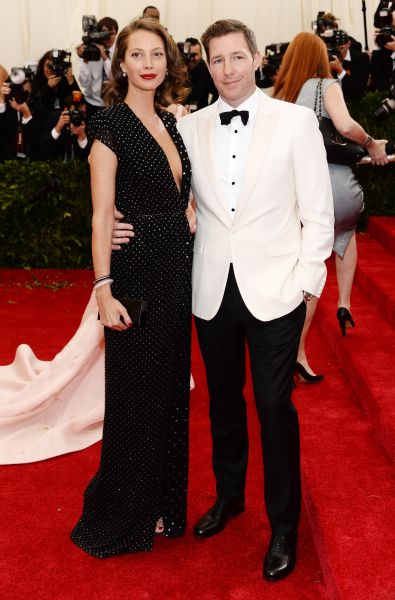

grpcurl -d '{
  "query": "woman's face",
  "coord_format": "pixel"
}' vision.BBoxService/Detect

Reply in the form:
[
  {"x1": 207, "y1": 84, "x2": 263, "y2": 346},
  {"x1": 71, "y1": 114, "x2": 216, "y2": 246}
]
[
  {"x1": 43, "y1": 59, "x2": 54, "y2": 79},
  {"x1": 120, "y1": 30, "x2": 167, "y2": 94}
]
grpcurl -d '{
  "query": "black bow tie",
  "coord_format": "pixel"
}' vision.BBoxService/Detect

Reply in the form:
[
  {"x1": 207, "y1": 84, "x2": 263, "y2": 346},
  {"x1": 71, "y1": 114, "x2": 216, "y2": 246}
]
[{"x1": 219, "y1": 109, "x2": 249, "y2": 126}]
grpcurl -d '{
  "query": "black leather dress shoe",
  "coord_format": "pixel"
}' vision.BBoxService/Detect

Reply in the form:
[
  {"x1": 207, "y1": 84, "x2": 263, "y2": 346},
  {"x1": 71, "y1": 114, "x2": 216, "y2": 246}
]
[
  {"x1": 193, "y1": 497, "x2": 245, "y2": 539},
  {"x1": 263, "y1": 530, "x2": 297, "y2": 581}
]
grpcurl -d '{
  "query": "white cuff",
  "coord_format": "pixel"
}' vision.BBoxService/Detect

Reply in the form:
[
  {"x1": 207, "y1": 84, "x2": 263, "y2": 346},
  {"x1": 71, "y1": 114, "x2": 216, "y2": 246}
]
[
  {"x1": 0, "y1": 102, "x2": 6, "y2": 114},
  {"x1": 51, "y1": 127, "x2": 61, "y2": 140},
  {"x1": 338, "y1": 69, "x2": 347, "y2": 81},
  {"x1": 21, "y1": 115, "x2": 33, "y2": 125},
  {"x1": 77, "y1": 137, "x2": 88, "y2": 148}
]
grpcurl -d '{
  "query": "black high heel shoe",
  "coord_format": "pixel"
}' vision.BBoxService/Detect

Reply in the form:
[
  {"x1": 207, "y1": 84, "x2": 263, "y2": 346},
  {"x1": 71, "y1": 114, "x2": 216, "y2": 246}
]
[
  {"x1": 336, "y1": 307, "x2": 355, "y2": 337},
  {"x1": 295, "y1": 362, "x2": 324, "y2": 384}
]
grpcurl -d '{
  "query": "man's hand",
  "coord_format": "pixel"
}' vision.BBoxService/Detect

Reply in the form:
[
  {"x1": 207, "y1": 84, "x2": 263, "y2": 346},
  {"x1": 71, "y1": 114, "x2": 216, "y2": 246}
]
[
  {"x1": 0, "y1": 82, "x2": 11, "y2": 103},
  {"x1": 93, "y1": 43, "x2": 110, "y2": 61},
  {"x1": 329, "y1": 55, "x2": 343, "y2": 75},
  {"x1": 55, "y1": 109, "x2": 70, "y2": 134},
  {"x1": 47, "y1": 74, "x2": 62, "y2": 89},
  {"x1": 385, "y1": 35, "x2": 395, "y2": 52},
  {"x1": 9, "y1": 98, "x2": 31, "y2": 118},
  {"x1": 112, "y1": 209, "x2": 134, "y2": 250},
  {"x1": 70, "y1": 121, "x2": 87, "y2": 141},
  {"x1": 76, "y1": 44, "x2": 89, "y2": 63}
]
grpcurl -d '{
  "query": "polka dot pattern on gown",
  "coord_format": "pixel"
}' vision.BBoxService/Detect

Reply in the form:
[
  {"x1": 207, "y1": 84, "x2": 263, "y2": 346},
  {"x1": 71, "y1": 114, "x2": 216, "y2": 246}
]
[{"x1": 71, "y1": 102, "x2": 193, "y2": 558}]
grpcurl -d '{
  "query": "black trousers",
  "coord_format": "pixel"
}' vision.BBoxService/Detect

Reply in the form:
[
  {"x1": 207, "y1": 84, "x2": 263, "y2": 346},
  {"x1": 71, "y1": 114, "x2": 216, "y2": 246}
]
[{"x1": 194, "y1": 265, "x2": 306, "y2": 535}]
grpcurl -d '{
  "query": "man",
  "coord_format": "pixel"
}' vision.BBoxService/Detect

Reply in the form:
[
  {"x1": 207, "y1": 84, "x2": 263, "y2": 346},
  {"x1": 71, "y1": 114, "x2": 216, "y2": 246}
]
[
  {"x1": 142, "y1": 5, "x2": 160, "y2": 20},
  {"x1": 184, "y1": 37, "x2": 218, "y2": 111},
  {"x1": 39, "y1": 95, "x2": 89, "y2": 160},
  {"x1": 327, "y1": 29, "x2": 369, "y2": 100},
  {"x1": 370, "y1": 5, "x2": 395, "y2": 91},
  {"x1": 76, "y1": 17, "x2": 118, "y2": 121},
  {"x1": 112, "y1": 20, "x2": 334, "y2": 581}
]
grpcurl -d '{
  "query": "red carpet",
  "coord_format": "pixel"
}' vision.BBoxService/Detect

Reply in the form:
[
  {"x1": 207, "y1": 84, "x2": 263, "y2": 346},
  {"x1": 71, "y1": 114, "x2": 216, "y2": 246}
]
[{"x1": 1, "y1": 218, "x2": 395, "y2": 599}]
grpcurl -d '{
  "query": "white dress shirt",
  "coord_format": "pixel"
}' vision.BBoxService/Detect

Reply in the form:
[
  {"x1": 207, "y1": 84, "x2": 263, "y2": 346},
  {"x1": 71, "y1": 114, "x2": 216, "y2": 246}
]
[
  {"x1": 214, "y1": 88, "x2": 259, "y2": 219},
  {"x1": 78, "y1": 42, "x2": 114, "y2": 107}
]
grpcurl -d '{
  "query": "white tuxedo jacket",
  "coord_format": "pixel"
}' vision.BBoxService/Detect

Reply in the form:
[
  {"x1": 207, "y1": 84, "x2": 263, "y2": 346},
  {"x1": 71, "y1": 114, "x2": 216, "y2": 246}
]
[{"x1": 178, "y1": 89, "x2": 334, "y2": 321}]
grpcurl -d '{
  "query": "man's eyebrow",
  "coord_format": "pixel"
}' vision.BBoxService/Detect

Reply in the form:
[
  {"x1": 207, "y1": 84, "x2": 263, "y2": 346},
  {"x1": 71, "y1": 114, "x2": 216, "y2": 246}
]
[{"x1": 211, "y1": 49, "x2": 248, "y2": 60}]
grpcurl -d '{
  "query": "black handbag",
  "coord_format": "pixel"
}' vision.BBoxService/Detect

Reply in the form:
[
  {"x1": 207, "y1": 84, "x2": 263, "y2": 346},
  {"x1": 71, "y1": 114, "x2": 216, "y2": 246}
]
[{"x1": 313, "y1": 79, "x2": 364, "y2": 167}]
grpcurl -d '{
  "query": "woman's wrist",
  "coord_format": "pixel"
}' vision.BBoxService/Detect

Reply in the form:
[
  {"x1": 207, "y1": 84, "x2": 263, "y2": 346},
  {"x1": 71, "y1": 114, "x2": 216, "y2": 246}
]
[{"x1": 361, "y1": 134, "x2": 374, "y2": 149}]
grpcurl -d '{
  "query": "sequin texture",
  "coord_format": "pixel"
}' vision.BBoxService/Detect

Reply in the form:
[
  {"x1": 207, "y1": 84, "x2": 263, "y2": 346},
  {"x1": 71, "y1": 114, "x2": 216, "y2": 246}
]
[{"x1": 71, "y1": 103, "x2": 193, "y2": 557}]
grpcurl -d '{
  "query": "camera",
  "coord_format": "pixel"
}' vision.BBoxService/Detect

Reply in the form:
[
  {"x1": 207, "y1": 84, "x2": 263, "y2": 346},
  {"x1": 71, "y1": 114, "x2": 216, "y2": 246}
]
[
  {"x1": 262, "y1": 43, "x2": 289, "y2": 80},
  {"x1": 9, "y1": 65, "x2": 36, "y2": 104},
  {"x1": 177, "y1": 41, "x2": 192, "y2": 64},
  {"x1": 321, "y1": 29, "x2": 347, "y2": 63},
  {"x1": 48, "y1": 49, "x2": 71, "y2": 76},
  {"x1": 374, "y1": 1, "x2": 395, "y2": 48},
  {"x1": 66, "y1": 91, "x2": 85, "y2": 127},
  {"x1": 374, "y1": 79, "x2": 395, "y2": 118},
  {"x1": 81, "y1": 15, "x2": 111, "y2": 61}
]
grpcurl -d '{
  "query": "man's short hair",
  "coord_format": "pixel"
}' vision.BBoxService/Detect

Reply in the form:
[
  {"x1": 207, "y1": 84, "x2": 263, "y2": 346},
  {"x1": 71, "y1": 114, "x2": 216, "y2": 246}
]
[
  {"x1": 98, "y1": 17, "x2": 119, "y2": 33},
  {"x1": 185, "y1": 37, "x2": 201, "y2": 48},
  {"x1": 201, "y1": 19, "x2": 258, "y2": 61},
  {"x1": 142, "y1": 6, "x2": 159, "y2": 17}
]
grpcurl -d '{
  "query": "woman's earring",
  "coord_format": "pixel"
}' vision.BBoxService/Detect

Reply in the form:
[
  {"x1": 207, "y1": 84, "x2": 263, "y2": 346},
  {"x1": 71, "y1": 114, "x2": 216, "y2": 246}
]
[
  {"x1": 122, "y1": 71, "x2": 127, "y2": 78},
  {"x1": 165, "y1": 70, "x2": 169, "y2": 77}
]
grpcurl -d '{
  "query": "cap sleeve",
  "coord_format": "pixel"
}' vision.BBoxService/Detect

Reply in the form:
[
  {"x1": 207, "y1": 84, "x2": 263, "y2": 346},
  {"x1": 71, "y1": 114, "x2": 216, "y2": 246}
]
[{"x1": 88, "y1": 109, "x2": 118, "y2": 155}]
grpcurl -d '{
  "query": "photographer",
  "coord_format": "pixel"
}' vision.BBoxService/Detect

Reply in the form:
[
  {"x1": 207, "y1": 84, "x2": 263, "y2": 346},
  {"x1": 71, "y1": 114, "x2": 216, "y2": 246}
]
[
  {"x1": 76, "y1": 17, "x2": 118, "y2": 121},
  {"x1": 370, "y1": 2, "x2": 395, "y2": 91},
  {"x1": 0, "y1": 74, "x2": 46, "y2": 161},
  {"x1": 183, "y1": 38, "x2": 217, "y2": 112},
  {"x1": 327, "y1": 29, "x2": 370, "y2": 100},
  {"x1": 31, "y1": 50, "x2": 80, "y2": 112},
  {"x1": 39, "y1": 93, "x2": 89, "y2": 160}
]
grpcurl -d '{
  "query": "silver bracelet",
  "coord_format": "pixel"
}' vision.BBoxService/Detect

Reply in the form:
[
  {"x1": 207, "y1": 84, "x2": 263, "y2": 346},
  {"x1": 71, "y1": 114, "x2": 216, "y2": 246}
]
[{"x1": 93, "y1": 278, "x2": 113, "y2": 290}]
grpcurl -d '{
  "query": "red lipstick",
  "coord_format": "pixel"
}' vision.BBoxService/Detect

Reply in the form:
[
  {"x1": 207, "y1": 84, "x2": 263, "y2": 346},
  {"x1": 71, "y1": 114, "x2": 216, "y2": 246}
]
[{"x1": 141, "y1": 74, "x2": 157, "y2": 80}]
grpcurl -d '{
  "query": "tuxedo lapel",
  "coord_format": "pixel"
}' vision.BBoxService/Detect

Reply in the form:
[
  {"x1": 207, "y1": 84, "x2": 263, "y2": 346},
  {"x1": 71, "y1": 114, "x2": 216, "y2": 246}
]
[
  {"x1": 197, "y1": 105, "x2": 231, "y2": 219},
  {"x1": 233, "y1": 94, "x2": 279, "y2": 225}
]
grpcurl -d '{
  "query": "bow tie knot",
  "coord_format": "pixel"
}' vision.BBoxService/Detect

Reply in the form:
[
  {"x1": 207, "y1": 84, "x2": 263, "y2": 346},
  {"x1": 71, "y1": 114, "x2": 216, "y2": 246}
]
[{"x1": 219, "y1": 109, "x2": 249, "y2": 126}]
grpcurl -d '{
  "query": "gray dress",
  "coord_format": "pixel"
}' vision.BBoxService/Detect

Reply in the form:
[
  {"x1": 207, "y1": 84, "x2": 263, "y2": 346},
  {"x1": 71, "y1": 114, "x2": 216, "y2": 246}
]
[{"x1": 296, "y1": 78, "x2": 364, "y2": 257}]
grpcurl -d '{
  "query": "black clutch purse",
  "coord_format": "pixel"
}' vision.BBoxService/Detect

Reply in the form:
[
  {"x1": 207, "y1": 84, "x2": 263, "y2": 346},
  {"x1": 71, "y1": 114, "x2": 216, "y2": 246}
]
[
  {"x1": 118, "y1": 295, "x2": 147, "y2": 327},
  {"x1": 97, "y1": 295, "x2": 147, "y2": 327},
  {"x1": 314, "y1": 79, "x2": 364, "y2": 168}
]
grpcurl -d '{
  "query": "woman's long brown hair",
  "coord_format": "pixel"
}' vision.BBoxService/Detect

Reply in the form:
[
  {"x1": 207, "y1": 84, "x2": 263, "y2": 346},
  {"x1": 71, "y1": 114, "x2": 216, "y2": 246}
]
[
  {"x1": 103, "y1": 18, "x2": 190, "y2": 108},
  {"x1": 273, "y1": 32, "x2": 333, "y2": 103}
]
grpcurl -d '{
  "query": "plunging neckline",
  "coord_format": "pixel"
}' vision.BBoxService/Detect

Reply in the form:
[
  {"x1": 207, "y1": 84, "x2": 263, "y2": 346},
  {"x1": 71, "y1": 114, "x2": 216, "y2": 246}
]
[{"x1": 122, "y1": 102, "x2": 183, "y2": 197}]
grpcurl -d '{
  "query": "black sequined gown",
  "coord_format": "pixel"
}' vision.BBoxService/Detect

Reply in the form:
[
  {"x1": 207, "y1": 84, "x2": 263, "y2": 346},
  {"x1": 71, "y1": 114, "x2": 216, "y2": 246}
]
[{"x1": 71, "y1": 103, "x2": 192, "y2": 557}]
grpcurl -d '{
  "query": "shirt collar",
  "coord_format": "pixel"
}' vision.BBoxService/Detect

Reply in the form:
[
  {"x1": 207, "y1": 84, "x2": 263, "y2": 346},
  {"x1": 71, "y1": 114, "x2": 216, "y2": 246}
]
[
  {"x1": 217, "y1": 87, "x2": 259, "y2": 122},
  {"x1": 345, "y1": 49, "x2": 351, "y2": 61}
]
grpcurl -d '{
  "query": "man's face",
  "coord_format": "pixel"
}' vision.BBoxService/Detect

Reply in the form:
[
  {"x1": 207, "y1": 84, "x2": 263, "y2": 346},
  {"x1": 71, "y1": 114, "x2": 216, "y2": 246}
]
[
  {"x1": 188, "y1": 44, "x2": 202, "y2": 70},
  {"x1": 143, "y1": 7, "x2": 160, "y2": 20},
  {"x1": 101, "y1": 27, "x2": 118, "y2": 49},
  {"x1": 208, "y1": 32, "x2": 260, "y2": 107}
]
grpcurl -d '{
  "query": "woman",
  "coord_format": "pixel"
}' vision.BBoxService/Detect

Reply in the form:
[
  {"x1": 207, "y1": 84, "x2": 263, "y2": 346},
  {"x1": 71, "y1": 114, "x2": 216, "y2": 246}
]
[
  {"x1": 273, "y1": 32, "x2": 388, "y2": 381},
  {"x1": 68, "y1": 18, "x2": 196, "y2": 556},
  {"x1": 31, "y1": 50, "x2": 80, "y2": 111}
]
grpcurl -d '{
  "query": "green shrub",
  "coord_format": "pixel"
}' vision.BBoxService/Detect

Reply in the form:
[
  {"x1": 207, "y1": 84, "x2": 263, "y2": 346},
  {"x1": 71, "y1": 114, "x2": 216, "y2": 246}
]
[{"x1": 0, "y1": 159, "x2": 92, "y2": 268}]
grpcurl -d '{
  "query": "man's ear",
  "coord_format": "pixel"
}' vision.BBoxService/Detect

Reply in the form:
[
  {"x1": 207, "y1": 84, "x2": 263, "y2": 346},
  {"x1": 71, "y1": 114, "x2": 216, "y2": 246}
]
[{"x1": 253, "y1": 51, "x2": 261, "y2": 70}]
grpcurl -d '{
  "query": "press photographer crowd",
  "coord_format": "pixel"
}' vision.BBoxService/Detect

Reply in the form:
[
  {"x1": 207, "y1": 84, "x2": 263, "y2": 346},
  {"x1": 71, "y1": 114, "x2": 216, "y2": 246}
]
[{"x1": 0, "y1": 2, "x2": 394, "y2": 163}]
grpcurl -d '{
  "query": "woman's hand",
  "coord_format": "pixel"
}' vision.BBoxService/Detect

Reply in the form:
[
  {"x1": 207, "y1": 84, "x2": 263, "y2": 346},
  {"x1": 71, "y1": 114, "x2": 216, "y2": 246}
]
[
  {"x1": 96, "y1": 286, "x2": 132, "y2": 331},
  {"x1": 367, "y1": 139, "x2": 389, "y2": 165},
  {"x1": 64, "y1": 67, "x2": 75, "y2": 85},
  {"x1": 47, "y1": 74, "x2": 62, "y2": 88}
]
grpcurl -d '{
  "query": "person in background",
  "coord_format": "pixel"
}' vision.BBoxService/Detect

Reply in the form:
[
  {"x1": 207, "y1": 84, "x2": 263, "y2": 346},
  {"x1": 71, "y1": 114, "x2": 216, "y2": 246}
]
[
  {"x1": 39, "y1": 92, "x2": 89, "y2": 160},
  {"x1": 184, "y1": 37, "x2": 218, "y2": 112},
  {"x1": 76, "y1": 17, "x2": 118, "y2": 122},
  {"x1": 31, "y1": 50, "x2": 80, "y2": 112},
  {"x1": 328, "y1": 29, "x2": 370, "y2": 101},
  {"x1": 0, "y1": 78, "x2": 45, "y2": 161},
  {"x1": 370, "y1": 5, "x2": 395, "y2": 91},
  {"x1": 142, "y1": 5, "x2": 160, "y2": 20},
  {"x1": 273, "y1": 32, "x2": 388, "y2": 381}
]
